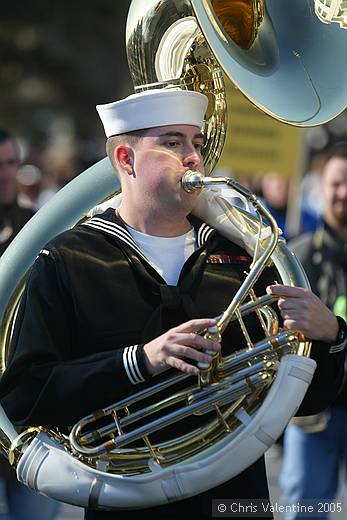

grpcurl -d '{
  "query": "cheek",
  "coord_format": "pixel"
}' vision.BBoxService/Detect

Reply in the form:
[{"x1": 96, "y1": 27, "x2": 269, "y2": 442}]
[
  {"x1": 133, "y1": 159, "x2": 166, "y2": 193},
  {"x1": 336, "y1": 186, "x2": 347, "y2": 200},
  {"x1": 135, "y1": 152, "x2": 179, "y2": 187},
  {"x1": 0, "y1": 170, "x2": 17, "y2": 189},
  {"x1": 323, "y1": 189, "x2": 334, "y2": 205}
]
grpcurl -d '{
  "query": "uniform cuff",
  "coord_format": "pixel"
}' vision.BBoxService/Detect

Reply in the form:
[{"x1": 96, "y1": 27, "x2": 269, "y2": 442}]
[
  {"x1": 122, "y1": 344, "x2": 151, "y2": 384},
  {"x1": 329, "y1": 316, "x2": 347, "y2": 354}
]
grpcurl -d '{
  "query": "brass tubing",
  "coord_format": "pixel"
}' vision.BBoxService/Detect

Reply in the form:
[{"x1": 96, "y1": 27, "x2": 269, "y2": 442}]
[
  {"x1": 78, "y1": 388, "x2": 194, "y2": 445},
  {"x1": 113, "y1": 377, "x2": 258, "y2": 448},
  {"x1": 221, "y1": 331, "x2": 298, "y2": 372},
  {"x1": 84, "y1": 360, "x2": 274, "y2": 448},
  {"x1": 189, "y1": 359, "x2": 276, "y2": 406},
  {"x1": 74, "y1": 331, "x2": 298, "y2": 451},
  {"x1": 234, "y1": 294, "x2": 278, "y2": 316},
  {"x1": 70, "y1": 374, "x2": 269, "y2": 456},
  {"x1": 75, "y1": 372, "x2": 191, "y2": 425}
]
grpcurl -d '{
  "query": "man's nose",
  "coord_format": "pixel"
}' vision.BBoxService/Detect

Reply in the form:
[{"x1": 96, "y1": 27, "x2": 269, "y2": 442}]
[{"x1": 182, "y1": 147, "x2": 202, "y2": 169}]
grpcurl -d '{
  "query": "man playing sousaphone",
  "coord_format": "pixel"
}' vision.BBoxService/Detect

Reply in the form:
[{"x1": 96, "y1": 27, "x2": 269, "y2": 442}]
[{"x1": 0, "y1": 89, "x2": 346, "y2": 519}]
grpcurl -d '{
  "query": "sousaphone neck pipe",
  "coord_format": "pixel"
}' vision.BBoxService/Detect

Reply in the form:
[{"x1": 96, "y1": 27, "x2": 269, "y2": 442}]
[
  {"x1": 182, "y1": 170, "x2": 267, "y2": 211},
  {"x1": 182, "y1": 170, "x2": 279, "y2": 334}
]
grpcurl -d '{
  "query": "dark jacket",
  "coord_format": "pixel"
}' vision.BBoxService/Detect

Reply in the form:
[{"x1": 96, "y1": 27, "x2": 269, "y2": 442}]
[
  {"x1": 0, "y1": 201, "x2": 34, "y2": 256},
  {"x1": 289, "y1": 222, "x2": 347, "y2": 406}
]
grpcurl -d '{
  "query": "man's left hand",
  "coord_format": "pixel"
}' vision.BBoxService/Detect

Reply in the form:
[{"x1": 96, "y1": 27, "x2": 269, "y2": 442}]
[{"x1": 266, "y1": 284, "x2": 339, "y2": 343}]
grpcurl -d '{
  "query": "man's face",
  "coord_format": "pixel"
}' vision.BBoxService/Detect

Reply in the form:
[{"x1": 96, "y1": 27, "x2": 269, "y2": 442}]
[
  {"x1": 261, "y1": 173, "x2": 289, "y2": 210},
  {"x1": 0, "y1": 139, "x2": 19, "y2": 205},
  {"x1": 322, "y1": 156, "x2": 347, "y2": 226},
  {"x1": 129, "y1": 124, "x2": 205, "y2": 215}
]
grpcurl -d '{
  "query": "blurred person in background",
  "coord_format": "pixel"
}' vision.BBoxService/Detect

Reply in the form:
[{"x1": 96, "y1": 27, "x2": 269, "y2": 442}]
[
  {"x1": 260, "y1": 171, "x2": 320, "y2": 240},
  {"x1": 0, "y1": 129, "x2": 35, "y2": 256},
  {"x1": 16, "y1": 164, "x2": 58, "y2": 211},
  {"x1": 300, "y1": 150, "x2": 328, "y2": 221},
  {"x1": 0, "y1": 127, "x2": 60, "y2": 519},
  {"x1": 16, "y1": 164, "x2": 43, "y2": 210},
  {"x1": 280, "y1": 142, "x2": 347, "y2": 519}
]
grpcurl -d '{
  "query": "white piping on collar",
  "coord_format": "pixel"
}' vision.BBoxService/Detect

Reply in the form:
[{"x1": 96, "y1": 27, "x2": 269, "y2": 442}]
[
  {"x1": 197, "y1": 222, "x2": 214, "y2": 247},
  {"x1": 82, "y1": 217, "x2": 148, "y2": 262},
  {"x1": 82, "y1": 213, "x2": 215, "y2": 257}
]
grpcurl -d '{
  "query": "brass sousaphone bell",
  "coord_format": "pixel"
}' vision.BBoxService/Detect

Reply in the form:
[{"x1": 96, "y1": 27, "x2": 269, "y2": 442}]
[{"x1": 0, "y1": 0, "x2": 347, "y2": 510}]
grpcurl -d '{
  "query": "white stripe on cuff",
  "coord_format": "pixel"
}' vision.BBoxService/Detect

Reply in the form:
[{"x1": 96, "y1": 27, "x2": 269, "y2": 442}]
[
  {"x1": 329, "y1": 340, "x2": 346, "y2": 354},
  {"x1": 123, "y1": 345, "x2": 146, "y2": 384}
]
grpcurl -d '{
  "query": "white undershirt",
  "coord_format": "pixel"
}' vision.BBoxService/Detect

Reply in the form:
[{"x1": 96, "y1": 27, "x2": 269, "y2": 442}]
[{"x1": 125, "y1": 225, "x2": 197, "y2": 285}]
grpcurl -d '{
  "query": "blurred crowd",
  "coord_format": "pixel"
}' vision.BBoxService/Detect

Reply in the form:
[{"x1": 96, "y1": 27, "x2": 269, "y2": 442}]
[
  {"x1": 218, "y1": 150, "x2": 329, "y2": 240},
  {"x1": 1, "y1": 131, "x2": 335, "y2": 240},
  {"x1": 9, "y1": 135, "x2": 104, "y2": 213}
]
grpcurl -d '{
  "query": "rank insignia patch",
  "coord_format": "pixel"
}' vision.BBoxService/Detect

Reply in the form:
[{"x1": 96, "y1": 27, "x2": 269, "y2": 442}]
[{"x1": 206, "y1": 254, "x2": 251, "y2": 264}]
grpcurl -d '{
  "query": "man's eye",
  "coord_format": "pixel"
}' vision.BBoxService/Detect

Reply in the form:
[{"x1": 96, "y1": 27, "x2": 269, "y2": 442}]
[
  {"x1": 166, "y1": 141, "x2": 179, "y2": 148},
  {"x1": 194, "y1": 143, "x2": 204, "y2": 151}
]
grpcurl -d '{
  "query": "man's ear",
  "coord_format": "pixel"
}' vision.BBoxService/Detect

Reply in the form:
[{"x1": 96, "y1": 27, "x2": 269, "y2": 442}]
[{"x1": 115, "y1": 146, "x2": 135, "y2": 177}]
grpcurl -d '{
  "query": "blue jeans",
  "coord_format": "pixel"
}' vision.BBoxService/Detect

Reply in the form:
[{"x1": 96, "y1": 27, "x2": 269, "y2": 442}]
[
  {"x1": 279, "y1": 406, "x2": 347, "y2": 520},
  {"x1": 1, "y1": 477, "x2": 60, "y2": 520}
]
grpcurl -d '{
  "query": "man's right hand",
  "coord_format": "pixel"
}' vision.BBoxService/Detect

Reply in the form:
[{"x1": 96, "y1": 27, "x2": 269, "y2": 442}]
[{"x1": 143, "y1": 318, "x2": 221, "y2": 376}]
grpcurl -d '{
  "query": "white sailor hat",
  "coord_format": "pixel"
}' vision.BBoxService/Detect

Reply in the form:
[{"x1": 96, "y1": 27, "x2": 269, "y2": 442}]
[{"x1": 96, "y1": 89, "x2": 208, "y2": 137}]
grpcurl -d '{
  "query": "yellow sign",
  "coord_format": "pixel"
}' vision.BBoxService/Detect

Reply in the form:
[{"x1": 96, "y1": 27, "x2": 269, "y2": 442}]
[{"x1": 218, "y1": 80, "x2": 306, "y2": 178}]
